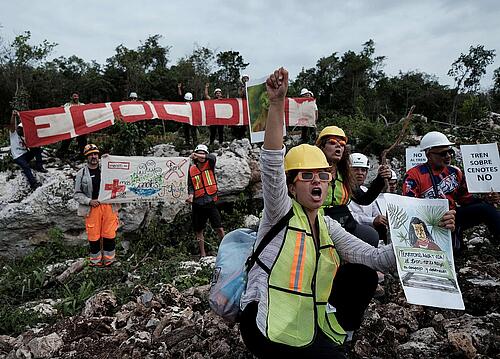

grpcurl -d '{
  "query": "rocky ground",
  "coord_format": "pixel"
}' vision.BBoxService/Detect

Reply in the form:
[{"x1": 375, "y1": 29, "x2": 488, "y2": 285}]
[{"x1": 0, "y1": 231, "x2": 498, "y2": 359}]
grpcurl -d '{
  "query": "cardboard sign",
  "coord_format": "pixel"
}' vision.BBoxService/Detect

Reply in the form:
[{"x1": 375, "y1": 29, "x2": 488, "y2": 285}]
[
  {"x1": 460, "y1": 143, "x2": 500, "y2": 193},
  {"x1": 406, "y1": 147, "x2": 427, "y2": 171},
  {"x1": 385, "y1": 194, "x2": 464, "y2": 310},
  {"x1": 98, "y1": 154, "x2": 189, "y2": 204}
]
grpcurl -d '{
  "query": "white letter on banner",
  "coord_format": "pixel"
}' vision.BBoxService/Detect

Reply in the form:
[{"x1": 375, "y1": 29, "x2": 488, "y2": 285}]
[
  {"x1": 164, "y1": 104, "x2": 193, "y2": 123},
  {"x1": 83, "y1": 107, "x2": 115, "y2": 127},
  {"x1": 214, "y1": 103, "x2": 234, "y2": 122},
  {"x1": 35, "y1": 113, "x2": 75, "y2": 138},
  {"x1": 119, "y1": 104, "x2": 147, "y2": 116}
]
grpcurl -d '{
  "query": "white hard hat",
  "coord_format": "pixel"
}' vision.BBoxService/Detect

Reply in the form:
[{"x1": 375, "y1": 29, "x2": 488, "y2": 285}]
[
  {"x1": 390, "y1": 170, "x2": 397, "y2": 181},
  {"x1": 17, "y1": 122, "x2": 23, "y2": 128},
  {"x1": 184, "y1": 92, "x2": 193, "y2": 101},
  {"x1": 129, "y1": 92, "x2": 138, "y2": 99},
  {"x1": 300, "y1": 88, "x2": 309, "y2": 96},
  {"x1": 420, "y1": 131, "x2": 454, "y2": 151},
  {"x1": 195, "y1": 144, "x2": 209, "y2": 154},
  {"x1": 308, "y1": 90, "x2": 314, "y2": 97},
  {"x1": 241, "y1": 74, "x2": 249, "y2": 80},
  {"x1": 350, "y1": 153, "x2": 369, "y2": 168},
  {"x1": 214, "y1": 88, "x2": 222, "y2": 94}
]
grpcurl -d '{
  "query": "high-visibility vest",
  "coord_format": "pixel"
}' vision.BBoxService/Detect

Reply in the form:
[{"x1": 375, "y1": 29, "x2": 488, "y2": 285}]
[
  {"x1": 265, "y1": 200, "x2": 346, "y2": 346},
  {"x1": 189, "y1": 161, "x2": 218, "y2": 200},
  {"x1": 323, "y1": 172, "x2": 350, "y2": 207}
]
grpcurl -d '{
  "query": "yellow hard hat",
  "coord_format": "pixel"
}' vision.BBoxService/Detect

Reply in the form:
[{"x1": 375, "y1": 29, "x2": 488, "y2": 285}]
[
  {"x1": 315, "y1": 126, "x2": 348, "y2": 145},
  {"x1": 83, "y1": 144, "x2": 99, "y2": 156},
  {"x1": 284, "y1": 144, "x2": 330, "y2": 172}
]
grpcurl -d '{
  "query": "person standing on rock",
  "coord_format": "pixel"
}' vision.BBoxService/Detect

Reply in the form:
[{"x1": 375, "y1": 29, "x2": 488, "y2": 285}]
[
  {"x1": 57, "y1": 92, "x2": 88, "y2": 159},
  {"x1": 403, "y1": 131, "x2": 500, "y2": 249},
  {"x1": 204, "y1": 84, "x2": 225, "y2": 145},
  {"x1": 9, "y1": 110, "x2": 47, "y2": 190},
  {"x1": 186, "y1": 144, "x2": 224, "y2": 257},
  {"x1": 74, "y1": 144, "x2": 120, "y2": 267}
]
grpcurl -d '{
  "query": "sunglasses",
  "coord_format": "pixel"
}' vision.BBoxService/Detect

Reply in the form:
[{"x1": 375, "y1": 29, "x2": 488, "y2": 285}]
[
  {"x1": 429, "y1": 149, "x2": 455, "y2": 158},
  {"x1": 294, "y1": 171, "x2": 332, "y2": 183},
  {"x1": 326, "y1": 138, "x2": 346, "y2": 147}
]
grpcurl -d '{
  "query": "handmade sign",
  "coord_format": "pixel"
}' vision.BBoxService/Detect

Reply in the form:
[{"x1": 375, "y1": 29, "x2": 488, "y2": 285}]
[
  {"x1": 405, "y1": 146, "x2": 427, "y2": 171},
  {"x1": 385, "y1": 194, "x2": 464, "y2": 310},
  {"x1": 19, "y1": 97, "x2": 315, "y2": 147},
  {"x1": 460, "y1": 143, "x2": 500, "y2": 193},
  {"x1": 98, "y1": 155, "x2": 189, "y2": 204}
]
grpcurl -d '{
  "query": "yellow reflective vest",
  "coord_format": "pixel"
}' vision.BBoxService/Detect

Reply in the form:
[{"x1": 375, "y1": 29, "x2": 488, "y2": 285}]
[{"x1": 265, "y1": 200, "x2": 346, "y2": 346}]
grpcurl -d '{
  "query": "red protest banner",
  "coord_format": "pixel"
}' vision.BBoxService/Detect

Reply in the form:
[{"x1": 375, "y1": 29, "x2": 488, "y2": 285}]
[{"x1": 19, "y1": 98, "x2": 316, "y2": 147}]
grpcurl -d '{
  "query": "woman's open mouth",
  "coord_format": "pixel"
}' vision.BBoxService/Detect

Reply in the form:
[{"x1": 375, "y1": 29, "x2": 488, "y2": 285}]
[{"x1": 311, "y1": 187, "x2": 322, "y2": 200}]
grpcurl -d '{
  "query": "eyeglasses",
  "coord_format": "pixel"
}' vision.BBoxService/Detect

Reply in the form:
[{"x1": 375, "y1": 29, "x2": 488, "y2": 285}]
[
  {"x1": 429, "y1": 149, "x2": 454, "y2": 158},
  {"x1": 326, "y1": 138, "x2": 346, "y2": 147},
  {"x1": 294, "y1": 171, "x2": 332, "y2": 183}
]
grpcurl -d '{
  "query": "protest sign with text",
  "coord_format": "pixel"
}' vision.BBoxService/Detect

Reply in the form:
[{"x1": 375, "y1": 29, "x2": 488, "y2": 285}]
[
  {"x1": 460, "y1": 143, "x2": 500, "y2": 193},
  {"x1": 385, "y1": 194, "x2": 464, "y2": 310},
  {"x1": 19, "y1": 98, "x2": 315, "y2": 147},
  {"x1": 98, "y1": 155, "x2": 189, "y2": 204},
  {"x1": 405, "y1": 146, "x2": 427, "y2": 171}
]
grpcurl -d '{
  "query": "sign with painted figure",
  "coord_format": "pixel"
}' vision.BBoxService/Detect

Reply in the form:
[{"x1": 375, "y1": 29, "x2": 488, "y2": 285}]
[
  {"x1": 246, "y1": 77, "x2": 287, "y2": 143},
  {"x1": 98, "y1": 155, "x2": 189, "y2": 204},
  {"x1": 385, "y1": 194, "x2": 464, "y2": 310},
  {"x1": 406, "y1": 146, "x2": 427, "y2": 171},
  {"x1": 460, "y1": 143, "x2": 500, "y2": 193}
]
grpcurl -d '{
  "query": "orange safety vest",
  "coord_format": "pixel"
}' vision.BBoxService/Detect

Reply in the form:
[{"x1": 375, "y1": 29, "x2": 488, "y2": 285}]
[{"x1": 189, "y1": 161, "x2": 218, "y2": 200}]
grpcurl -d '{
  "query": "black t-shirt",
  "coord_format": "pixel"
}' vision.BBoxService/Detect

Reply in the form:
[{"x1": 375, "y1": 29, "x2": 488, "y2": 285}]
[{"x1": 88, "y1": 167, "x2": 101, "y2": 200}]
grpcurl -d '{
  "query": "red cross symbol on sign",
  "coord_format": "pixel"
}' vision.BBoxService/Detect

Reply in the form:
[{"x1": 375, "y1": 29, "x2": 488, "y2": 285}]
[{"x1": 104, "y1": 179, "x2": 126, "y2": 199}]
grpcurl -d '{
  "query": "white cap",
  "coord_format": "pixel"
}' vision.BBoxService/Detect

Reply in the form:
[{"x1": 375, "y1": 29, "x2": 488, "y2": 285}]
[
  {"x1": 350, "y1": 153, "x2": 369, "y2": 168},
  {"x1": 184, "y1": 92, "x2": 193, "y2": 101},
  {"x1": 214, "y1": 88, "x2": 222, "y2": 94},
  {"x1": 420, "y1": 131, "x2": 454, "y2": 151},
  {"x1": 390, "y1": 170, "x2": 397, "y2": 181},
  {"x1": 308, "y1": 90, "x2": 314, "y2": 97},
  {"x1": 195, "y1": 144, "x2": 209, "y2": 154},
  {"x1": 241, "y1": 74, "x2": 249, "y2": 81},
  {"x1": 300, "y1": 88, "x2": 309, "y2": 96},
  {"x1": 17, "y1": 122, "x2": 23, "y2": 128},
  {"x1": 129, "y1": 92, "x2": 138, "y2": 98}
]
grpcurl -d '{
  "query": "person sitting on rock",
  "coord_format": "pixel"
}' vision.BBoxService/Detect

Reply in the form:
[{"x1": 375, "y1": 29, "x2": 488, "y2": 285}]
[
  {"x1": 186, "y1": 144, "x2": 225, "y2": 257},
  {"x1": 74, "y1": 144, "x2": 120, "y2": 267},
  {"x1": 402, "y1": 131, "x2": 500, "y2": 248},
  {"x1": 9, "y1": 110, "x2": 47, "y2": 190},
  {"x1": 238, "y1": 67, "x2": 457, "y2": 359}
]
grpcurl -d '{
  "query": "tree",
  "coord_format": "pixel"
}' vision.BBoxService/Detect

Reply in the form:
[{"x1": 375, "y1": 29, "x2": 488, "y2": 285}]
[
  {"x1": 213, "y1": 50, "x2": 249, "y2": 97},
  {"x1": 448, "y1": 45, "x2": 496, "y2": 123}
]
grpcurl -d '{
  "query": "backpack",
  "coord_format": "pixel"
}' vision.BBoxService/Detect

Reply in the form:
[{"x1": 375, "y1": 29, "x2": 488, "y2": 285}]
[{"x1": 209, "y1": 209, "x2": 293, "y2": 322}]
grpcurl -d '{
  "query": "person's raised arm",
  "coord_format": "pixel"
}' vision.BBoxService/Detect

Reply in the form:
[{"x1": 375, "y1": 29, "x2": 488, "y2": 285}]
[
  {"x1": 177, "y1": 83, "x2": 183, "y2": 98},
  {"x1": 204, "y1": 83, "x2": 211, "y2": 100},
  {"x1": 263, "y1": 67, "x2": 288, "y2": 151},
  {"x1": 9, "y1": 110, "x2": 18, "y2": 133}
]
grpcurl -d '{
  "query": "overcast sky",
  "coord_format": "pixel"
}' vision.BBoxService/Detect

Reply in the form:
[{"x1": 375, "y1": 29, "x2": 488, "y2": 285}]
[{"x1": 1, "y1": 0, "x2": 499, "y2": 89}]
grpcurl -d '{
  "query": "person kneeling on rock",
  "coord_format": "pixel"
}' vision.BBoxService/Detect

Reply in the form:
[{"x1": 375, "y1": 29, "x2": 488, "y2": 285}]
[{"x1": 74, "y1": 144, "x2": 120, "y2": 267}]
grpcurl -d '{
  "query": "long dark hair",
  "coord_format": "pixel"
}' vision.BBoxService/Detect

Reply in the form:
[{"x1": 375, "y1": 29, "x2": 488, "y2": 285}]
[
  {"x1": 318, "y1": 137, "x2": 356, "y2": 198},
  {"x1": 408, "y1": 217, "x2": 435, "y2": 246}
]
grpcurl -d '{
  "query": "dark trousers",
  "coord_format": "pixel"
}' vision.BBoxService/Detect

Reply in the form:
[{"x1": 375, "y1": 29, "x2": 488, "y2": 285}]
[
  {"x1": 231, "y1": 125, "x2": 246, "y2": 140},
  {"x1": 183, "y1": 124, "x2": 198, "y2": 145},
  {"x1": 14, "y1": 148, "x2": 43, "y2": 188},
  {"x1": 209, "y1": 125, "x2": 224, "y2": 144},
  {"x1": 240, "y1": 263, "x2": 377, "y2": 358},
  {"x1": 57, "y1": 135, "x2": 88, "y2": 157},
  {"x1": 456, "y1": 202, "x2": 500, "y2": 244},
  {"x1": 301, "y1": 127, "x2": 316, "y2": 144}
]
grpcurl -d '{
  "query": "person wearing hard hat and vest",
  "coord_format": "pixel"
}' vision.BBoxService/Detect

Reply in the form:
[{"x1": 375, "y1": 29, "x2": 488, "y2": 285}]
[
  {"x1": 186, "y1": 144, "x2": 224, "y2": 257},
  {"x1": 239, "y1": 67, "x2": 456, "y2": 358},
  {"x1": 177, "y1": 83, "x2": 198, "y2": 146},
  {"x1": 204, "y1": 83, "x2": 225, "y2": 145},
  {"x1": 74, "y1": 144, "x2": 120, "y2": 267},
  {"x1": 315, "y1": 126, "x2": 391, "y2": 247},
  {"x1": 403, "y1": 131, "x2": 500, "y2": 248}
]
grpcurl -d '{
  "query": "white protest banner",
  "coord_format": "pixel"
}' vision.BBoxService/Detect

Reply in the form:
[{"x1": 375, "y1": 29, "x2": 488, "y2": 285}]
[
  {"x1": 385, "y1": 194, "x2": 464, "y2": 310},
  {"x1": 460, "y1": 143, "x2": 500, "y2": 193},
  {"x1": 98, "y1": 155, "x2": 189, "y2": 204},
  {"x1": 405, "y1": 146, "x2": 427, "y2": 171}
]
